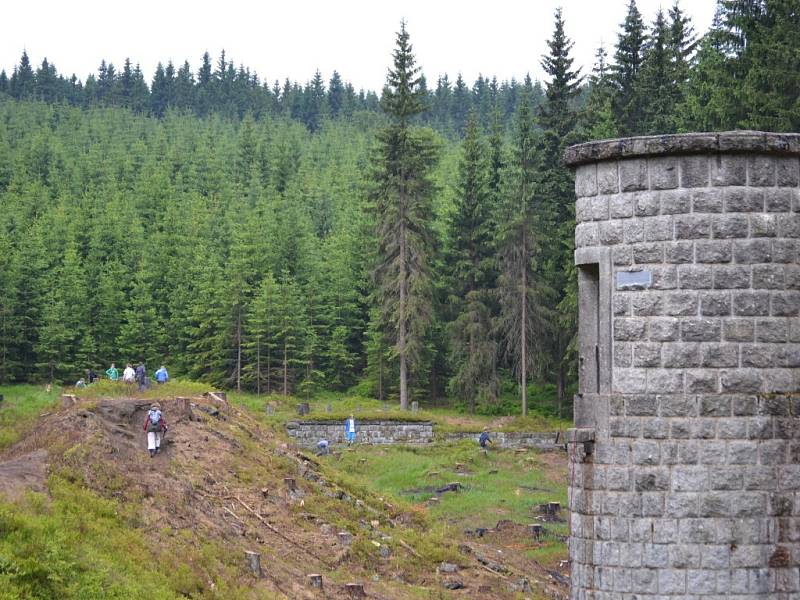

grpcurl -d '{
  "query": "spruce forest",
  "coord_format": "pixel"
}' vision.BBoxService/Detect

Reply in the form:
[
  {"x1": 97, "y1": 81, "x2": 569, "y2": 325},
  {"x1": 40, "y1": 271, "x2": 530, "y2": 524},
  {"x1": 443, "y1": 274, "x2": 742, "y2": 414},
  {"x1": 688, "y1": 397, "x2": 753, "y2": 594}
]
[{"x1": 1, "y1": 0, "x2": 798, "y2": 416}]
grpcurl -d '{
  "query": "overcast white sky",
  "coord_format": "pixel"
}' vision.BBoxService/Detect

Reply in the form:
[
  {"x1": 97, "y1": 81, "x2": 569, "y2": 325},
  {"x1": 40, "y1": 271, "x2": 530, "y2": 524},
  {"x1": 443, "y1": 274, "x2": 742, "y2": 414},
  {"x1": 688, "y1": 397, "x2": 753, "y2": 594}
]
[{"x1": 3, "y1": 1, "x2": 716, "y2": 92}]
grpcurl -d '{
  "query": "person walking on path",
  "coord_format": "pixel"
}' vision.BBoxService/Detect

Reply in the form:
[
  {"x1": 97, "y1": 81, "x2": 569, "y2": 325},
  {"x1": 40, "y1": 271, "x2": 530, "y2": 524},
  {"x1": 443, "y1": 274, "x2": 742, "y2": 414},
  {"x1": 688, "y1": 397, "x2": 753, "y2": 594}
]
[
  {"x1": 106, "y1": 363, "x2": 119, "y2": 381},
  {"x1": 135, "y1": 362, "x2": 146, "y2": 392},
  {"x1": 143, "y1": 403, "x2": 167, "y2": 457},
  {"x1": 154, "y1": 365, "x2": 169, "y2": 384},
  {"x1": 344, "y1": 414, "x2": 357, "y2": 445}
]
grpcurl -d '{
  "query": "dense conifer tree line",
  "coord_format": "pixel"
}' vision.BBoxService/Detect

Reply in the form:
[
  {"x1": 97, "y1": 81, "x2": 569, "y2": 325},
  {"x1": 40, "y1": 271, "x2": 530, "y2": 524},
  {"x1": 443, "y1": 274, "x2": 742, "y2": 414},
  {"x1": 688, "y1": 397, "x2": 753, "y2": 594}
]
[{"x1": 1, "y1": 0, "x2": 798, "y2": 414}]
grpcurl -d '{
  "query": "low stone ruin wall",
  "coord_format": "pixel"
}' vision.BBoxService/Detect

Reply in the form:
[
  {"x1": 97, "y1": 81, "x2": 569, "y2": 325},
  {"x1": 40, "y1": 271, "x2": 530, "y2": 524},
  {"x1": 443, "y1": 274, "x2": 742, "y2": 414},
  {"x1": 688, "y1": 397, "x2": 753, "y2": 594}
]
[
  {"x1": 285, "y1": 420, "x2": 559, "y2": 451},
  {"x1": 443, "y1": 431, "x2": 559, "y2": 451},
  {"x1": 286, "y1": 420, "x2": 435, "y2": 447}
]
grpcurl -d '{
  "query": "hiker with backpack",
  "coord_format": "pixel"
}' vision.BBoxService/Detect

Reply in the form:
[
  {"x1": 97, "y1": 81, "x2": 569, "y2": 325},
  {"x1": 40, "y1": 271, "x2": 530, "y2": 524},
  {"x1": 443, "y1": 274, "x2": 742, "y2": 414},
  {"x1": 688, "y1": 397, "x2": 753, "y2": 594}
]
[{"x1": 143, "y1": 403, "x2": 168, "y2": 457}]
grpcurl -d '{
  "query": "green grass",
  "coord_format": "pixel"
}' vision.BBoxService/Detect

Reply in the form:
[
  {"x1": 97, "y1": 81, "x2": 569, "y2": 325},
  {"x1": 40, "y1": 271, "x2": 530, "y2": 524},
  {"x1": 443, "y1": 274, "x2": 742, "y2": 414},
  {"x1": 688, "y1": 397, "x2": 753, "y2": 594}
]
[
  {"x1": 67, "y1": 379, "x2": 211, "y2": 400},
  {"x1": 0, "y1": 474, "x2": 255, "y2": 600},
  {"x1": 331, "y1": 440, "x2": 567, "y2": 530},
  {"x1": 227, "y1": 390, "x2": 571, "y2": 433},
  {"x1": 321, "y1": 440, "x2": 570, "y2": 569},
  {"x1": 0, "y1": 385, "x2": 60, "y2": 451}
]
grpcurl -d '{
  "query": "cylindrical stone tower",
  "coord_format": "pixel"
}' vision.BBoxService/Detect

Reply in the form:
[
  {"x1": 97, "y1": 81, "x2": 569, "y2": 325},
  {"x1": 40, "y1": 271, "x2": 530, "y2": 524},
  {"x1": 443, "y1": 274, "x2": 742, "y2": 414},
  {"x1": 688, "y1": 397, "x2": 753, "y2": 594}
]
[{"x1": 564, "y1": 131, "x2": 800, "y2": 599}]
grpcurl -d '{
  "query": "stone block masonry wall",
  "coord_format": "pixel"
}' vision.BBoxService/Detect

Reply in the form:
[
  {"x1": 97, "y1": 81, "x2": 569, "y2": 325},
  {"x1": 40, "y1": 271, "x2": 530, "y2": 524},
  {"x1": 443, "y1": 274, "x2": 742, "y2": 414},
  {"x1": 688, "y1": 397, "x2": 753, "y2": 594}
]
[
  {"x1": 286, "y1": 421, "x2": 559, "y2": 451},
  {"x1": 443, "y1": 431, "x2": 559, "y2": 451},
  {"x1": 565, "y1": 132, "x2": 800, "y2": 599},
  {"x1": 286, "y1": 420, "x2": 435, "y2": 447}
]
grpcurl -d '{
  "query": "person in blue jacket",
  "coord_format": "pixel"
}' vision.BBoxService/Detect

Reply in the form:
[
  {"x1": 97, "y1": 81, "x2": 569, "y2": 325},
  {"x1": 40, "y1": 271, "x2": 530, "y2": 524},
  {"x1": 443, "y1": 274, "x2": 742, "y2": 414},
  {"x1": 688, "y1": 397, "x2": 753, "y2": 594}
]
[
  {"x1": 479, "y1": 428, "x2": 493, "y2": 451},
  {"x1": 155, "y1": 365, "x2": 169, "y2": 384},
  {"x1": 344, "y1": 414, "x2": 356, "y2": 444}
]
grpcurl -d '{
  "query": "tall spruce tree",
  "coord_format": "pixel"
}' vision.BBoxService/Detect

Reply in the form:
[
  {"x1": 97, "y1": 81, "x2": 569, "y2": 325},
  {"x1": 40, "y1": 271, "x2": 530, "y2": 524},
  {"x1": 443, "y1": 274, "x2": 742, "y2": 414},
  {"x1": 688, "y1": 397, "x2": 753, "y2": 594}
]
[
  {"x1": 446, "y1": 112, "x2": 498, "y2": 412},
  {"x1": 738, "y1": 0, "x2": 800, "y2": 131},
  {"x1": 10, "y1": 51, "x2": 35, "y2": 99},
  {"x1": 611, "y1": 0, "x2": 647, "y2": 135},
  {"x1": 668, "y1": 1, "x2": 697, "y2": 100},
  {"x1": 243, "y1": 272, "x2": 280, "y2": 395},
  {"x1": 371, "y1": 22, "x2": 438, "y2": 410},
  {"x1": 675, "y1": 7, "x2": 735, "y2": 131},
  {"x1": 0, "y1": 233, "x2": 20, "y2": 382},
  {"x1": 496, "y1": 92, "x2": 550, "y2": 416},
  {"x1": 538, "y1": 8, "x2": 582, "y2": 414},
  {"x1": 638, "y1": 9, "x2": 675, "y2": 134},
  {"x1": 580, "y1": 44, "x2": 619, "y2": 140}
]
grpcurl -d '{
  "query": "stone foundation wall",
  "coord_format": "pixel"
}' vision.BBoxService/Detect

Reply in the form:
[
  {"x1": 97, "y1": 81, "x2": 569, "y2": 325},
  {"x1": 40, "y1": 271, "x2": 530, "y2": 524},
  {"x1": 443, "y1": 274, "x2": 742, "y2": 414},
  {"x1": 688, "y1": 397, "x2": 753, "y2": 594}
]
[
  {"x1": 286, "y1": 420, "x2": 435, "y2": 446},
  {"x1": 285, "y1": 420, "x2": 559, "y2": 451},
  {"x1": 443, "y1": 431, "x2": 559, "y2": 451}
]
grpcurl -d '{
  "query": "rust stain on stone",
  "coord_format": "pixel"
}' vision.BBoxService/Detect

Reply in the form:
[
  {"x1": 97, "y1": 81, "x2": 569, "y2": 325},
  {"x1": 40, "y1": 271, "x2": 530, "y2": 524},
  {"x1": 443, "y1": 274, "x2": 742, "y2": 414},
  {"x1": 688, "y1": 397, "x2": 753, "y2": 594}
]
[{"x1": 769, "y1": 546, "x2": 791, "y2": 568}]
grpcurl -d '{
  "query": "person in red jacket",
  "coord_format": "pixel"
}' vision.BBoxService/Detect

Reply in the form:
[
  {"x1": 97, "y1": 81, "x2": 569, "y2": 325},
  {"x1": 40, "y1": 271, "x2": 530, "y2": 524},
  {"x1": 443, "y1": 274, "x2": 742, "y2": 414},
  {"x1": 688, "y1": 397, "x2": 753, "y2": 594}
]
[{"x1": 143, "y1": 403, "x2": 167, "y2": 457}]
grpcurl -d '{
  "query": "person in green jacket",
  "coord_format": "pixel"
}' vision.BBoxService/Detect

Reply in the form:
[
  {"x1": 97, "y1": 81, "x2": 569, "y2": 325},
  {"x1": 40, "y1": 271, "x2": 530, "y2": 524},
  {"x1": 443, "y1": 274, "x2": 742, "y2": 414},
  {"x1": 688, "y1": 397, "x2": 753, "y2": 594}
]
[{"x1": 106, "y1": 363, "x2": 119, "y2": 381}]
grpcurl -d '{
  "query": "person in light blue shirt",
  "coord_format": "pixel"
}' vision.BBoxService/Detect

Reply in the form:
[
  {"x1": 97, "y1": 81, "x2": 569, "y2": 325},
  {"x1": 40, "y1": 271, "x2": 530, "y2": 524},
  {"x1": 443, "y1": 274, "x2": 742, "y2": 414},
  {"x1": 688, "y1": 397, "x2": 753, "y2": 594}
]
[
  {"x1": 344, "y1": 414, "x2": 356, "y2": 444},
  {"x1": 155, "y1": 365, "x2": 169, "y2": 384}
]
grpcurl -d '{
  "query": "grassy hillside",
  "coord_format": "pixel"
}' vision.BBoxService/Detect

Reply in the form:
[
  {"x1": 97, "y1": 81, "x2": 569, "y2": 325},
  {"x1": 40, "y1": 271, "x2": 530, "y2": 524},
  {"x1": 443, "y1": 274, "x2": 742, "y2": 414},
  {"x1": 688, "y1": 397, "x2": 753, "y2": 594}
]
[{"x1": 0, "y1": 384, "x2": 570, "y2": 599}]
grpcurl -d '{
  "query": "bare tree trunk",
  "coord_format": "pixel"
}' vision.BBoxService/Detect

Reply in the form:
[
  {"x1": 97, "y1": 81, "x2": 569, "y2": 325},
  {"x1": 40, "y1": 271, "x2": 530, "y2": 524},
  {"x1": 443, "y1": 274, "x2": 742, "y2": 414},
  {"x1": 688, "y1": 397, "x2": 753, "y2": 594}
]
[
  {"x1": 469, "y1": 332, "x2": 475, "y2": 414},
  {"x1": 399, "y1": 209, "x2": 408, "y2": 411},
  {"x1": 283, "y1": 341, "x2": 288, "y2": 396},
  {"x1": 236, "y1": 308, "x2": 242, "y2": 392},
  {"x1": 267, "y1": 344, "x2": 271, "y2": 395},
  {"x1": 557, "y1": 335, "x2": 565, "y2": 418},
  {"x1": 521, "y1": 230, "x2": 528, "y2": 417},
  {"x1": 378, "y1": 349, "x2": 383, "y2": 401},
  {"x1": 256, "y1": 336, "x2": 261, "y2": 397}
]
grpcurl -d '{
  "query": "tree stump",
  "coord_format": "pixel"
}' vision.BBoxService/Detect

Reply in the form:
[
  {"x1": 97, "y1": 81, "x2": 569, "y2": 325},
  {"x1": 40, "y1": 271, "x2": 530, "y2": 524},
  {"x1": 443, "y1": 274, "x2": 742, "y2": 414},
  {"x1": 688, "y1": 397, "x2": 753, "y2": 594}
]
[
  {"x1": 245, "y1": 551, "x2": 262, "y2": 577},
  {"x1": 528, "y1": 523, "x2": 544, "y2": 539},
  {"x1": 284, "y1": 477, "x2": 296, "y2": 491},
  {"x1": 338, "y1": 531, "x2": 353, "y2": 546},
  {"x1": 320, "y1": 523, "x2": 334, "y2": 535},
  {"x1": 548, "y1": 501, "x2": 561, "y2": 515},
  {"x1": 61, "y1": 394, "x2": 77, "y2": 408},
  {"x1": 308, "y1": 573, "x2": 323, "y2": 588},
  {"x1": 345, "y1": 583, "x2": 365, "y2": 598},
  {"x1": 297, "y1": 402, "x2": 310, "y2": 416}
]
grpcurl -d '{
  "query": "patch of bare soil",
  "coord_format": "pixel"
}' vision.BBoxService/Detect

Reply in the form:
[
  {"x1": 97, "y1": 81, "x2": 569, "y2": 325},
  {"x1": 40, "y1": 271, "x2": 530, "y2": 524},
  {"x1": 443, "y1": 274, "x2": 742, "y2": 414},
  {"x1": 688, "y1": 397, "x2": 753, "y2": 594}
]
[{"x1": 0, "y1": 448, "x2": 48, "y2": 501}]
